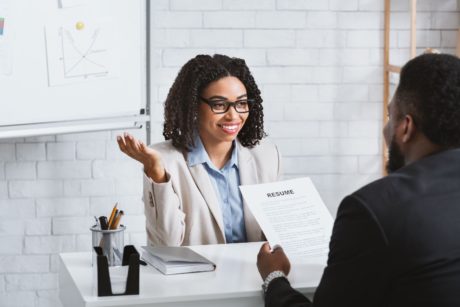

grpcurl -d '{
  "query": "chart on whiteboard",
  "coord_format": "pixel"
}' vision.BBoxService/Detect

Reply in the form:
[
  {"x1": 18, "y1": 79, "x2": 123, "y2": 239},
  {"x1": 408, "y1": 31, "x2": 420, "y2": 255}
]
[{"x1": 45, "y1": 20, "x2": 119, "y2": 86}]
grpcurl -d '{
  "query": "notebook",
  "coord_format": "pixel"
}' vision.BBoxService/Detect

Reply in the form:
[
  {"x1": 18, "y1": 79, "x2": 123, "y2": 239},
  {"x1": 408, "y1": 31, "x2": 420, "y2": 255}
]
[{"x1": 141, "y1": 246, "x2": 216, "y2": 275}]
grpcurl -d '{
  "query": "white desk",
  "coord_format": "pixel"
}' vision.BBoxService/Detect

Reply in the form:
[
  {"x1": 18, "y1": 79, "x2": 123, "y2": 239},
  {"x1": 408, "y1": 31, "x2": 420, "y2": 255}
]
[{"x1": 59, "y1": 242, "x2": 324, "y2": 307}]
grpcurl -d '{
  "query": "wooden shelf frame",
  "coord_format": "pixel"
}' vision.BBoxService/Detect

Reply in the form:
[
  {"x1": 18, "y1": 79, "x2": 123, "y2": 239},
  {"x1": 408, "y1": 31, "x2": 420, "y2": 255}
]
[{"x1": 383, "y1": 0, "x2": 417, "y2": 173}]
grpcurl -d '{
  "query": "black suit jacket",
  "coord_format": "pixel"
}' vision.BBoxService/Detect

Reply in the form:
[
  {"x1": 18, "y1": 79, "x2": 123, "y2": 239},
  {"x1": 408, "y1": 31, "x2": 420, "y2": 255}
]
[{"x1": 266, "y1": 148, "x2": 460, "y2": 307}]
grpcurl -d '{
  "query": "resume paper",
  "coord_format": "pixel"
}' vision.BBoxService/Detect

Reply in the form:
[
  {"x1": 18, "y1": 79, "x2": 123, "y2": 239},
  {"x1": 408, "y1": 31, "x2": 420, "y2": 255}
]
[{"x1": 240, "y1": 177, "x2": 333, "y2": 262}]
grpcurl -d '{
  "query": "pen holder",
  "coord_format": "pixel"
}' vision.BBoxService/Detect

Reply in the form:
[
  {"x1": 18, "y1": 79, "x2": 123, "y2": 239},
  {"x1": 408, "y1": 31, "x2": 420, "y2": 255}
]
[
  {"x1": 90, "y1": 225, "x2": 125, "y2": 267},
  {"x1": 94, "y1": 245, "x2": 140, "y2": 296}
]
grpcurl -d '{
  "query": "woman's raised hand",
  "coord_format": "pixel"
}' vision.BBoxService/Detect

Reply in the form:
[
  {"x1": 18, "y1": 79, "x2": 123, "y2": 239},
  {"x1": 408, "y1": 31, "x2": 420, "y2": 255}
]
[{"x1": 117, "y1": 133, "x2": 167, "y2": 183}]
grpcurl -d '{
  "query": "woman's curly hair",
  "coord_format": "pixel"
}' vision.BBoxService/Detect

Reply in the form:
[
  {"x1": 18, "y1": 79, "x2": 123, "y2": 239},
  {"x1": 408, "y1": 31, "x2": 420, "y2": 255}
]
[{"x1": 163, "y1": 54, "x2": 265, "y2": 151}]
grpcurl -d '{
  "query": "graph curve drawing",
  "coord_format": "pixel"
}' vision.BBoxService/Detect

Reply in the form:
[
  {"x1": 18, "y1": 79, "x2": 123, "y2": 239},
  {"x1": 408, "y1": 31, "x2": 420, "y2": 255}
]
[{"x1": 46, "y1": 20, "x2": 119, "y2": 86}]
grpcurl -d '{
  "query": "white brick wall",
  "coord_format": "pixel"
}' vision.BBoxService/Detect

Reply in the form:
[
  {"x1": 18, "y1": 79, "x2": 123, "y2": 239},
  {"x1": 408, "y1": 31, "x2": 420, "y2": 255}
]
[
  {"x1": 75, "y1": 141, "x2": 106, "y2": 160},
  {"x1": 0, "y1": 255, "x2": 50, "y2": 273},
  {"x1": 36, "y1": 198, "x2": 89, "y2": 217},
  {"x1": 25, "y1": 219, "x2": 52, "y2": 236},
  {"x1": 16, "y1": 143, "x2": 46, "y2": 161},
  {"x1": 0, "y1": 237, "x2": 23, "y2": 254},
  {"x1": 9, "y1": 180, "x2": 64, "y2": 198},
  {"x1": 204, "y1": 12, "x2": 255, "y2": 28},
  {"x1": 0, "y1": 130, "x2": 144, "y2": 306},
  {"x1": 46, "y1": 143, "x2": 75, "y2": 161},
  {"x1": 0, "y1": 199, "x2": 35, "y2": 218},
  {"x1": 172, "y1": 0, "x2": 222, "y2": 11},
  {"x1": 5, "y1": 162, "x2": 36, "y2": 179},
  {"x1": 0, "y1": 144, "x2": 15, "y2": 160},
  {"x1": 0, "y1": 0, "x2": 459, "y2": 306},
  {"x1": 277, "y1": 0, "x2": 327, "y2": 11},
  {"x1": 5, "y1": 274, "x2": 57, "y2": 291},
  {"x1": 0, "y1": 220, "x2": 24, "y2": 236},
  {"x1": 223, "y1": 0, "x2": 275, "y2": 10},
  {"x1": 0, "y1": 292, "x2": 37, "y2": 307}
]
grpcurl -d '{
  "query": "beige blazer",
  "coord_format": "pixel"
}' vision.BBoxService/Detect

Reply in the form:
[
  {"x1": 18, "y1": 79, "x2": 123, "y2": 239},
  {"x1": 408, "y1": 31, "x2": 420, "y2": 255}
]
[{"x1": 143, "y1": 138, "x2": 282, "y2": 246}]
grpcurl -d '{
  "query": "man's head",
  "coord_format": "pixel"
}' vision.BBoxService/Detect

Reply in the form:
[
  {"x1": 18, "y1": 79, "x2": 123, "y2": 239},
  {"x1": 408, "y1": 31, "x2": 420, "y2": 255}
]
[{"x1": 384, "y1": 54, "x2": 460, "y2": 172}]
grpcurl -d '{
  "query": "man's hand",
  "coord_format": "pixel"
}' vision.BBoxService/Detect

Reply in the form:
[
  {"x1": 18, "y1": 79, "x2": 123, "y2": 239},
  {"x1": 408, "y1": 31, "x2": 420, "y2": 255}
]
[{"x1": 257, "y1": 242, "x2": 291, "y2": 280}]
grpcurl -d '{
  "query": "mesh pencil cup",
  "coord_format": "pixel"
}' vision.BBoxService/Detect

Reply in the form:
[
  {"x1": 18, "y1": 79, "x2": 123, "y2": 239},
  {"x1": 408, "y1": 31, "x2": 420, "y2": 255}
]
[{"x1": 90, "y1": 225, "x2": 125, "y2": 266}]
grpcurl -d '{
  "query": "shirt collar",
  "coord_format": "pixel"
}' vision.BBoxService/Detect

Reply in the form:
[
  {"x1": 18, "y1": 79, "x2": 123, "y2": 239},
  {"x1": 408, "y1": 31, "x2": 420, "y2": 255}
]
[
  {"x1": 187, "y1": 134, "x2": 238, "y2": 170},
  {"x1": 228, "y1": 141, "x2": 238, "y2": 168}
]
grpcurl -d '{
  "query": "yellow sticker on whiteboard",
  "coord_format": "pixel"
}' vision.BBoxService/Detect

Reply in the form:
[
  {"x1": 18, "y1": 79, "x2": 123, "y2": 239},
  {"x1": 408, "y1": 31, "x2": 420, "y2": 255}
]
[{"x1": 75, "y1": 21, "x2": 85, "y2": 30}]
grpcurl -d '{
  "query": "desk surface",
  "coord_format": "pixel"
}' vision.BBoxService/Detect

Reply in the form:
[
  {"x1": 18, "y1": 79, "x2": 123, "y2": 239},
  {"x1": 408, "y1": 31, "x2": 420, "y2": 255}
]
[{"x1": 59, "y1": 242, "x2": 325, "y2": 307}]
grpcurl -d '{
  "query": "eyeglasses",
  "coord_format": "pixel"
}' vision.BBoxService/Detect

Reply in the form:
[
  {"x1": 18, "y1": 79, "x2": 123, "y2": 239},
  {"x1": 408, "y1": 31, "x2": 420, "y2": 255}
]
[{"x1": 200, "y1": 97, "x2": 254, "y2": 114}]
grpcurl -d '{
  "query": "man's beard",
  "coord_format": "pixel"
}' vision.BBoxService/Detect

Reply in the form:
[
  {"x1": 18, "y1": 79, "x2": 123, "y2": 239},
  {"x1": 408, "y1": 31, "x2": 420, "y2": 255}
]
[{"x1": 386, "y1": 137, "x2": 405, "y2": 173}]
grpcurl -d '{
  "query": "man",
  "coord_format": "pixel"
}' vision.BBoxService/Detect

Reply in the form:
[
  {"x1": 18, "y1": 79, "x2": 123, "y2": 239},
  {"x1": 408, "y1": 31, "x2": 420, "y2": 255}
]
[{"x1": 257, "y1": 53, "x2": 460, "y2": 307}]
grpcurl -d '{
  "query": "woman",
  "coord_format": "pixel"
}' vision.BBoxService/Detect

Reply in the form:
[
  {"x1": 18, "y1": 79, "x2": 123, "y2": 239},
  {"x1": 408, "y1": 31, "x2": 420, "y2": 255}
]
[{"x1": 117, "y1": 54, "x2": 281, "y2": 246}]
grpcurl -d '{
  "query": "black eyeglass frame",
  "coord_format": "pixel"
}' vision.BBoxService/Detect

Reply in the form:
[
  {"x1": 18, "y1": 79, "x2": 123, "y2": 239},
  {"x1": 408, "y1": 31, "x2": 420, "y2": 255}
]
[{"x1": 200, "y1": 97, "x2": 255, "y2": 114}]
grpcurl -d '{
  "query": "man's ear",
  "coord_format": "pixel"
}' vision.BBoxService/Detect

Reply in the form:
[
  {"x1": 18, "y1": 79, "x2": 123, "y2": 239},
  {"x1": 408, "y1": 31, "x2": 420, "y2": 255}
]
[{"x1": 401, "y1": 114, "x2": 417, "y2": 143}]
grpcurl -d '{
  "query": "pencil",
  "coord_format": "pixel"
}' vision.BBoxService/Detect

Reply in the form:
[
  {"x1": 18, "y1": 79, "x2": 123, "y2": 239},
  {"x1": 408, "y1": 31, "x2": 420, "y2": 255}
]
[
  {"x1": 110, "y1": 210, "x2": 124, "y2": 230},
  {"x1": 107, "y1": 203, "x2": 118, "y2": 228},
  {"x1": 108, "y1": 209, "x2": 118, "y2": 229}
]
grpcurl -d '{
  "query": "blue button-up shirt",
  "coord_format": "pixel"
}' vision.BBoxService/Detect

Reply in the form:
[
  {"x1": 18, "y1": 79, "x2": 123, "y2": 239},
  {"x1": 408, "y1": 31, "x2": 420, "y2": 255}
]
[{"x1": 187, "y1": 136, "x2": 247, "y2": 243}]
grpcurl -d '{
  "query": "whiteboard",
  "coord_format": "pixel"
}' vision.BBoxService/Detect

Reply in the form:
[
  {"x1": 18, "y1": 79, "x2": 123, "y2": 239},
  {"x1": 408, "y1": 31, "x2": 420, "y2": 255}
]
[{"x1": 0, "y1": 0, "x2": 146, "y2": 131}]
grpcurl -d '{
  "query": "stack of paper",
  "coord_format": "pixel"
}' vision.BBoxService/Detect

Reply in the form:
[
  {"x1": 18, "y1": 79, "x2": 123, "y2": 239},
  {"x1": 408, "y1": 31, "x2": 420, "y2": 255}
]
[{"x1": 142, "y1": 246, "x2": 216, "y2": 275}]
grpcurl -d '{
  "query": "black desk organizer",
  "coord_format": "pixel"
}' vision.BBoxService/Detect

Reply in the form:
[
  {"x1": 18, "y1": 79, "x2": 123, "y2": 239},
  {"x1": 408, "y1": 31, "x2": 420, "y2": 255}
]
[{"x1": 94, "y1": 245, "x2": 140, "y2": 296}]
